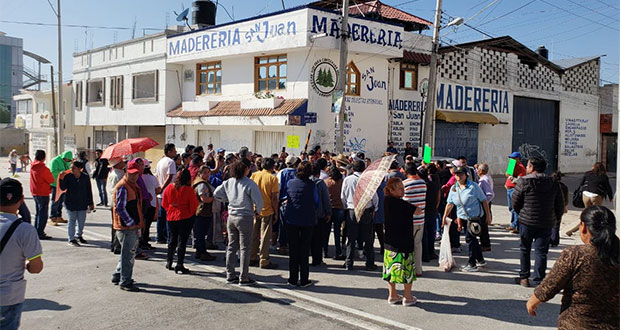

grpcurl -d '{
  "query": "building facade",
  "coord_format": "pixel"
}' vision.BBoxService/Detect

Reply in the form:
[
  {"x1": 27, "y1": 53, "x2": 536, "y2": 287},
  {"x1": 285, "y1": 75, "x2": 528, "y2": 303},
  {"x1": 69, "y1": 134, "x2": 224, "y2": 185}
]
[
  {"x1": 599, "y1": 83, "x2": 618, "y2": 172},
  {"x1": 0, "y1": 33, "x2": 23, "y2": 125}
]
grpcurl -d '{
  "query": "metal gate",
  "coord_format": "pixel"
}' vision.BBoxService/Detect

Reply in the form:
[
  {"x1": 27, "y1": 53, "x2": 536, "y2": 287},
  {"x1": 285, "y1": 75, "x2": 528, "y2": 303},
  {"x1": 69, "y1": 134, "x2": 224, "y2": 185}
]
[
  {"x1": 512, "y1": 96, "x2": 559, "y2": 172},
  {"x1": 434, "y1": 121, "x2": 479, "y2": 164}
]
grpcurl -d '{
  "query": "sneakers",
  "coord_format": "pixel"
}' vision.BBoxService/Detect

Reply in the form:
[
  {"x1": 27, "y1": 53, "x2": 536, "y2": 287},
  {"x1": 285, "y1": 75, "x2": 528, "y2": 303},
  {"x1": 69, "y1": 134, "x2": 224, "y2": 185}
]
[
  {"x1": 226, "y1": 276, "x2": 240, "y2": 284},
  {"x1": 476, "y1": 260, "x2": 487, "y2": 267},
  {"x1": 38, "y1": 233, "x2": 52, "y2": 240},
  {"x1": 77, "y1": 236, "x2": 88, "y2": 244},
  {"x1": 299, "y1": 280, "x2": 313, "y2": 288},
  {"x1": 68, "y1": 240, "x2": 80, "y2": 247},
  {"x1": 239, "y1": 278, "x2": 256, "y2": 286},
  {"x1": 120, "y1": 283, "x2": 140, "y2": 292},
  {"x1": 460, "y1": 264, "x2": 479, "y2": 272}
]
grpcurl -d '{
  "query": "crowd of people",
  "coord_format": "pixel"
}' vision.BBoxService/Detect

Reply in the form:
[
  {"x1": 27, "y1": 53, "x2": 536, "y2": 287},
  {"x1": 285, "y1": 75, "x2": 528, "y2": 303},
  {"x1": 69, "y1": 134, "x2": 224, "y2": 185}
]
[{"x1": 1, "y1": 141, "x2": 619, "y2": 329}]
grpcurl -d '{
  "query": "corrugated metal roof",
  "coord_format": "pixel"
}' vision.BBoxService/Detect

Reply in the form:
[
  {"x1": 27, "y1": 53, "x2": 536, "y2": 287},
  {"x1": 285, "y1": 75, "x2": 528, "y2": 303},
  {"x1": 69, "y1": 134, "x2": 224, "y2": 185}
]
[
  {"x1": 348, "y1": 1, "x2": 433, "y2": 27},
  {"x1": 403, "y1": 50, "x2": 431, "y2": 64},
  {"x1": 553, "y1": 56, "x2": 600, "y2": 70},
  {"x1": 167, "y1": 99, "x2": 307, "y2": 118}
]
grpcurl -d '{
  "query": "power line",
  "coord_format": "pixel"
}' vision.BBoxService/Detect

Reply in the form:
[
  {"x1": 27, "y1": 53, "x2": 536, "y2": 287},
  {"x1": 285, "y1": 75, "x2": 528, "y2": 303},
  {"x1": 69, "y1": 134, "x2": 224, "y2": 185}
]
[
  {"x1": 565, "y1": 0, "x2": 619, "y2": 22},
  {"x1": 593, "y1": 0, "x2": 620, "y2": 10},
  {"x1": 538, "y1": 0, "x2": 619, "y2": 31},
  {"x1": 0, "y1": 19, "x2": 161, "y2": 31},
  {"x1": 477, "y1": 0, "x2": 537, "y2": 27}
]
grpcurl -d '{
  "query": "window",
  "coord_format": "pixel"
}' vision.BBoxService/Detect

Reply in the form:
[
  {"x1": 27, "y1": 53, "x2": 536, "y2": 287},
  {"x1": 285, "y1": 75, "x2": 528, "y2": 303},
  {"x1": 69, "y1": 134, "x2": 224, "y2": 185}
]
[
  {"x1": 400, "y1": 63, "x2": 418, "y2": 90},
  {"x1": 110, "y1": 76, "x2": 123, "y2": 109},
  {"x1": 255, "y1": 55, "x2": 287, "y2": 92},
  {"x1": 132, "y1": 70, "x2": 158, "y2": 102},
  {"x1": 196, "y1": 62, "x2": 222, "y2": 95},
  {"x1": 16, "y1": 100, "x2": 32, "y2": 114},
  {"x1": 346, "y1": 61, "x2": 360, "y2": 96},
  {"x1": 74, "y1": 81, "x2": 83, "y2": 110},
  {"x1": 86, "y1": 79, "x2": 105, "y2": 106}
]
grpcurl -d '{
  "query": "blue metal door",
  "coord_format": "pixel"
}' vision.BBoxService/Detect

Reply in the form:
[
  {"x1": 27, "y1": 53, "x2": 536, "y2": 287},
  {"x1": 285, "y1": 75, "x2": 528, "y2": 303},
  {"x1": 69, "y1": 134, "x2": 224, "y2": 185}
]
[
  {"x1": 512, "y1": 96, "x2": 559, "y2": 172},
  {"x1": 434, "y1": 121, "x2": 479, "y2": 164}
]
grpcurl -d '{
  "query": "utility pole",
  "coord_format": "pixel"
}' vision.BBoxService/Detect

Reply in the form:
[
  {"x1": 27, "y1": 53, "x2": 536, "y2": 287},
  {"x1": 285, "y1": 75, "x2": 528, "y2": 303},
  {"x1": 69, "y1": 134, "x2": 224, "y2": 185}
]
[
  {"x1": 56, "y1": 0, "x2": 65, "y2": 154},
  {"x1": 335, "y1": 0, "x2": 350, "y2": 154},
  {"x1": 50, "y1": 66, "x2": 59, "y2": 157},
  {"x1": 421, "y1": 0, "x2": 442, "y2": 152}
]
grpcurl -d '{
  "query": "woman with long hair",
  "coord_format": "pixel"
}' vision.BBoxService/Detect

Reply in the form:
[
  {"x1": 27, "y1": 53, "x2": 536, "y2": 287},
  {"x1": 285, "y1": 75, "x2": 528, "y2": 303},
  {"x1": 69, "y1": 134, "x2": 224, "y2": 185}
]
[
  {"x1": 527, "y1": 206, "x2": 619, "y2": 329},
  {"x1": 324, "y1": 165, "x2": 345, "y2": 260},
  {"x1": 162, "y1": 169, "x2": 198, "y2": 274}
]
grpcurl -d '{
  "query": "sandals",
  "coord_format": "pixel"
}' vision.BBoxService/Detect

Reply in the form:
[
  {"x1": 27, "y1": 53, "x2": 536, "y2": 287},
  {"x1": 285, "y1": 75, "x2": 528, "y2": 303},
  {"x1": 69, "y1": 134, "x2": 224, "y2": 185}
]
[
  {"x1": 388, "y1": 295, "x2": 403, "y2": 305},
  {"x1": 403, "y1": 296, "x2": 418, "y2": 306}
]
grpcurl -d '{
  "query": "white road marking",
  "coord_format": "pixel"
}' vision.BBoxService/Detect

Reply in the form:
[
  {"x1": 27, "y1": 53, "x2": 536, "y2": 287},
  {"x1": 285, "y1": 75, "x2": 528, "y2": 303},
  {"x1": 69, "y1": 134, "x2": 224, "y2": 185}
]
[{"x1": 48, "y1": 224, "x2": 110, "y2": 240}]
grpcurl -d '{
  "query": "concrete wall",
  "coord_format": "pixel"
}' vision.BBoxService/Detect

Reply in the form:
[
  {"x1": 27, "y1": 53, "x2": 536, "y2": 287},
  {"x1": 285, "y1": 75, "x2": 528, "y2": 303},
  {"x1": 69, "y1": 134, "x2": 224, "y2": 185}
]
[{"x1": 0, "y1": 127, "x2": 26, "y2": 155}]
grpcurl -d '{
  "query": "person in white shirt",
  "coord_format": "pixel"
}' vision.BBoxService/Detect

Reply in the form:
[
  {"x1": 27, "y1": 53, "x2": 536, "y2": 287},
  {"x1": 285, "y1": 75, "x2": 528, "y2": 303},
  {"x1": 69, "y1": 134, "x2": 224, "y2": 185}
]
[
  {"x1": 341, "y1": 160, "x2": 378, "y2": 271},
  {"x1": 477, "y1": 163, "x2": 494, "y2": 252},
  {"x1": 154, "y1": 144, "x2": 178, "y2": 244}
]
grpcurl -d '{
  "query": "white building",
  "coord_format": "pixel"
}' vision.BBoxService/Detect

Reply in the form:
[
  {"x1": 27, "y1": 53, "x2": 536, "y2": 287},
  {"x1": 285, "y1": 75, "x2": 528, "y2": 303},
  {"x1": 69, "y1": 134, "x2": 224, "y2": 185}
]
[
  {"x1": 72, "y1": 30, "x2": 181, "y2": 163},
  {"x1": 13, "y1": 83, "x2": 81, "y2": 158},
  {"x1": 433, "y1": 37, "x2": 601, "y2": 174},
  {"x1": 165, "y1": 3, "x2": 432, "y2": 159}
]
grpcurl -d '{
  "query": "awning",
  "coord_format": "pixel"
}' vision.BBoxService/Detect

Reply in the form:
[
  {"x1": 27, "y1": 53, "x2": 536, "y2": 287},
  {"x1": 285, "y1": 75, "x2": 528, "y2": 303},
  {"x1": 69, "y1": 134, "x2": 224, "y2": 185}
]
[{"x1": 436, "y1": 110, "x2": 500, "y2": 125}]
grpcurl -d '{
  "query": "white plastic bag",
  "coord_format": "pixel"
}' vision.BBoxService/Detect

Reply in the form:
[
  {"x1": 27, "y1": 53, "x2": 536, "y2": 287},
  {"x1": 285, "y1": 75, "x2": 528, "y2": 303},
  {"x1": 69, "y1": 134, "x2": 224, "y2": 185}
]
[{"x1": 439, "y1": 218, "x2": 457, "y2": 272}]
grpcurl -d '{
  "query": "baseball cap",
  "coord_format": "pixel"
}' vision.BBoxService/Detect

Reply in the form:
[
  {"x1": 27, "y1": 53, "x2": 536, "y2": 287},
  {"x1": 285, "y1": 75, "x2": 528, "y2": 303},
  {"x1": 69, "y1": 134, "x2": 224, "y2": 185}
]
[
  {"x1": 285, "y1": 155, "x2": 298, "y2": 165},
  {"x1": 454, "y1": 166, "x2": 468, "y2": 174},
  {"x1": 0, "y1": 178, "x2": 23, "y2": 206},
  {"x1": 217, "y1": 148, "x2": 225, "y2": 153},
  {"x1": 127, "y1": 161, "x2": 141, "y2": 174},
  {"x1": 447, "y1": 160, "x2": 462, "y2": 168},
  {"x1": 509, "y1": 151, "x2": 522, "y2": 159}
]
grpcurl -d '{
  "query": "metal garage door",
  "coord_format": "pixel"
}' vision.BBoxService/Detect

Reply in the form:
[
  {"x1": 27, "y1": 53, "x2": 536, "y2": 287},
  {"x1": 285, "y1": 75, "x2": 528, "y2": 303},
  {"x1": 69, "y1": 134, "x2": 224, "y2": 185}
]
[
  {"x1": 254, "y1": 131, "x2": 284, "y2": 156},
  {"x1": 512, "y1": 96, "x2": 559, "y2": 172},
  {"x1": 434, "y1": 121, "x2": 479, "y2": 164}
]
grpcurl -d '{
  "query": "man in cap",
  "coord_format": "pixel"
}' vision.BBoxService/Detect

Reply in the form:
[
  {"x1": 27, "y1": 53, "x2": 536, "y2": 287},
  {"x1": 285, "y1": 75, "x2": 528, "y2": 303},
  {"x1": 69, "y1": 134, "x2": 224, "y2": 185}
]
[
  {"x1": 107, "y1": 158, "x2": 125, "y2": 253},
  {"x1": 49, "y1": 150, "x2": 73, "y2": 225},
  {"x1": 274, "y1": 155, "x2": 298, "y2": 254},
  {"x1": 111, "y1": 161, "x2": 143, "y2": 292},
  {"x1": 0, "y1": 178, "x2": 44, "y2": 329},
  {"x1": 505, "y1": 152, "x2": 527, "y2": 233}
]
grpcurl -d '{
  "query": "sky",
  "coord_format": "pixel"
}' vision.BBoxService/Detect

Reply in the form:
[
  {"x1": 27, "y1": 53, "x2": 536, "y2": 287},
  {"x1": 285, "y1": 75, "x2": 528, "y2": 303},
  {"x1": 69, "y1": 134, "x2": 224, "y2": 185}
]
[{"x1": 1, "y1": 0, "x2": 618, "y2": 87}]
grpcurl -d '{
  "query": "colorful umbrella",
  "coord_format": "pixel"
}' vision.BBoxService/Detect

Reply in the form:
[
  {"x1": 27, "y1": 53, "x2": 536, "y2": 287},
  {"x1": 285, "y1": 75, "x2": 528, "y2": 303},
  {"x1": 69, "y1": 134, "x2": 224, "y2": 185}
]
[
  {"x1": 353, "y1": 154, "x2": 397, "y2": 220},
  {"x1": 101, "y1": 137, "x2": 159, "y2": 160}
]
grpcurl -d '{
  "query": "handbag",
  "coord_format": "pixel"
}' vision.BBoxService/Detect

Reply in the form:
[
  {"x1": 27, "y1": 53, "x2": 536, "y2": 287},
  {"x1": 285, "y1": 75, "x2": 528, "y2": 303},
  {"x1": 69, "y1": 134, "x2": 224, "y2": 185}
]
[
  {"x1": 572, "y1": 184, "x2": 585, "y2": 208},
  {"x1": 455, "y1": 184, "x2": 483, "y2": 236}
]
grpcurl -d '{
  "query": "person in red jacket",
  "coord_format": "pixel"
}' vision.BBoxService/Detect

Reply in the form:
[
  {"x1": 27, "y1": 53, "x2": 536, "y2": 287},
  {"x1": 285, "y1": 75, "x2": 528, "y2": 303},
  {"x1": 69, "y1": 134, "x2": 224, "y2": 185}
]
[
  {"x1": 162, "y1": 169, "x2": 198, "y2": 274},
  {"x1": 30, "y1": 150, "x2": 55, "y2": 239}
]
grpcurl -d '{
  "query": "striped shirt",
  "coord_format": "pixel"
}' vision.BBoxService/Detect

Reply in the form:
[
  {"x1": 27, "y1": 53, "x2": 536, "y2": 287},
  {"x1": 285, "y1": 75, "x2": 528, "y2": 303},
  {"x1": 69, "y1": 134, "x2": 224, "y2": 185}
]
[{"x1": 403, "y1": 176, "x2": 427, "y2": 225}]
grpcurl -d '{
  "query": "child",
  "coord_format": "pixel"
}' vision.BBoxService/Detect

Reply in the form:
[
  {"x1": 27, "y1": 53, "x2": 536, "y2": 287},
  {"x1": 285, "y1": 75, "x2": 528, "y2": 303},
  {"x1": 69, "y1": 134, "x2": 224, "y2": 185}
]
[{"x1": 383, "y1": 177, "x2": 423, "y2": 306}]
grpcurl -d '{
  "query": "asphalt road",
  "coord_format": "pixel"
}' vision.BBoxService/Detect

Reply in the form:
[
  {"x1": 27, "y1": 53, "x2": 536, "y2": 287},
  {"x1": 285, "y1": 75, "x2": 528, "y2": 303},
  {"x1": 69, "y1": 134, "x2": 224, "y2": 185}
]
[{"x1": 6, "y1": 163, "x2": 590, "y2": 330}]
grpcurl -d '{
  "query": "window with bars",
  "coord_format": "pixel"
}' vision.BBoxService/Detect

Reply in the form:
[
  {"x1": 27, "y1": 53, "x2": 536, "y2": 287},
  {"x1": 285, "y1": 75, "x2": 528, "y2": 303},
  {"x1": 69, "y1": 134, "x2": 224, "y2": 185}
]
[
  {"x1": 346, "y1": 61, "x2": 360, "y2": 96},
  {"x1": 400, "y1": 63, "x2": 418, "y2": 90},
  {"x1": 196, "y1": 61, "x2": 222, "y2": 95},
  {"x1": 110, "y1": 76, "x2": 123, "y2": 109},
  {"x1": 255, "y1": 55, "x2": 287, "y2": 92}
]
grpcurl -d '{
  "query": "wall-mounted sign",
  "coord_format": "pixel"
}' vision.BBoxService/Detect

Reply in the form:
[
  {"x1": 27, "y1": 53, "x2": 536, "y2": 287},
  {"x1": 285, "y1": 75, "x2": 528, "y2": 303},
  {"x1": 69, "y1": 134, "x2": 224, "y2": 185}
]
[
  {"x1": 304, "y1": 112, "x2": 317, "y2": 124},
  {"x1": 287, "y1": 135, "x2": 300, "y2": 148},
  {"x1": 289, "y1": 115, "x2": 302, "y2": 126},
  {"x1": 184, "y1": 69, "x2": 194, "y2": 81},
  {"x1": 310, "y1": 58, "x2": 338, "y2": 97},
  {"x1": 436, "y1": 83, "x2": 510, "y2": 114}
]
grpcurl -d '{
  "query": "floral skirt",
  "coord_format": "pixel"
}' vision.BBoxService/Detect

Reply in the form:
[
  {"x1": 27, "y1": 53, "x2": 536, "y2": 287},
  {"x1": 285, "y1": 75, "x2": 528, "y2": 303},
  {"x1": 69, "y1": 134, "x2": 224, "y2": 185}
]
[{"x1": 382, "y1": 249, "x2": 416, "y2": 284}]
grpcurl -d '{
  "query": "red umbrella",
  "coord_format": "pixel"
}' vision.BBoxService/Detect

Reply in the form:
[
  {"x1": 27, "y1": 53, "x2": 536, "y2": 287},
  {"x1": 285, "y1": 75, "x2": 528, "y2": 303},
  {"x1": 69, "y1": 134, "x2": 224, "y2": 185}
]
[
  {"x1": 353, "y1": 154, "x2": 397, "y2": 220},
  {"x1": 101, "y1": 137, "x2": 159, "y2": 160}
]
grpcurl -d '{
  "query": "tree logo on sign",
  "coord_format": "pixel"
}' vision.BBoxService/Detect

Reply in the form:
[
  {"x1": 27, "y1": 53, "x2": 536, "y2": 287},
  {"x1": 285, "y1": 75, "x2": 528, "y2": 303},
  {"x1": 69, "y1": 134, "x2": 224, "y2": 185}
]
[{"x1": 310, "y1": 58, "x2": 339, "y2": 97}]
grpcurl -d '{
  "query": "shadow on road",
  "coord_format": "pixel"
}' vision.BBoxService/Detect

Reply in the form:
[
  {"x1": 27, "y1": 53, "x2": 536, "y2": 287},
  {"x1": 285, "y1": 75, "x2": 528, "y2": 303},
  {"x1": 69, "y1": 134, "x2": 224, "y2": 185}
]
[{"x1": 22, "y1": 298, "x2": 71, "y2": 312}]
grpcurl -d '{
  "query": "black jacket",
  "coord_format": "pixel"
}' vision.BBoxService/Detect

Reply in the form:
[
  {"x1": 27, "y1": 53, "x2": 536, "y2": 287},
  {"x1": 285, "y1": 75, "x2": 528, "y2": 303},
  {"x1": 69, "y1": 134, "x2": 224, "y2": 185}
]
[
  {"x1": 92, "y1": 158, "x2": 110, "y2": 180},
  {"x1": 59, "y1": 172, "x2": 94, "y2": 211},
  {"x1": 384, "y1": 196, "x2": 416, "y2": 253},
  {"x1": 580, "y1": 171, "x2": 614, "y2": 200},
  {"x1": 512, "y1": 173, "x2": 564, "y2": 229}
]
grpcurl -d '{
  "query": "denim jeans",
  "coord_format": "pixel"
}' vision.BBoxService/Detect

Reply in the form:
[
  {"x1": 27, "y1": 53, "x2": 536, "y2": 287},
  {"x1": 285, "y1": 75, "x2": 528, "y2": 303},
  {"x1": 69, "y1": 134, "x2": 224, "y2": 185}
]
[
  {"x1": 519, "y1": 224, "x2": 551, "y2": 282},
  {"x1": 50, "y1": 186, "x2": 64, "y2": 218},
  {"x1": 194, "y1": 215, "x2": 213, "y2": 254},
  {"x1": 156, "y1": 198, "x2": 169, "y2": 242},
  {"x1": 465, "y1": 220, "x2": 484, "y2": 267},
  {"x1": 66, "y1": 209, "x2": 87, "y2": 241},
  {"x1": 277, "y1": 202, "x2": 288, "y2": 247},
  {"x1": 0, "y1": 303, "x2": 23, "y2": 330},
  {"x1": 96, "y1": 178, "x2": 108, "y2": 205},
  {"x1": 18, "y1": 203, "x2": 30, "y2": 224},
  {"x1": 113, "y1": 229, "x2": 139, "y2": 286},
  {"x1": 33, "y1": 196, "x2": 50, "y2": 236},
  {"x1": 506, "y1": 188, "x2": 519, "y2": 229},
  {"x1": 324, "y1": 208, "x2": 345, "y2": 256}
]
